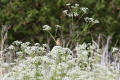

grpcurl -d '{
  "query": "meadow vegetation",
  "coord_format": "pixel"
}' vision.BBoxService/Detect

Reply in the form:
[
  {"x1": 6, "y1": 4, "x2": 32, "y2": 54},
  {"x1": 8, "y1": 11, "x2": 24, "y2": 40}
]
[{"x1": 0, "y1": 1, "x2": 120, "y2": 80}]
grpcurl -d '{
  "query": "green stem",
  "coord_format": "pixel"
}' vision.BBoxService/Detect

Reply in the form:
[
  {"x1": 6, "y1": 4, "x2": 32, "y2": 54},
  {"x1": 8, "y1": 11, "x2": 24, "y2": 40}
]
[
  {"x1": 70, "y1": 13, "x2": 74, "y2": 49},
  {"x1": 47, "y1": 31, "x2": 56, "y2": 42},
  {"x1": 55, "y1": 29, "x2": 58, "y2": 38},
  {"x1": 72, "y1": 14, "x2": 74, "y2": 26}
]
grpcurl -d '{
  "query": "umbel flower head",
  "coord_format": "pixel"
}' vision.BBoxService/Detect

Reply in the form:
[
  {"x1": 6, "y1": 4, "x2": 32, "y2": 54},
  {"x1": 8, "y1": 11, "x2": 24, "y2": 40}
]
[
  {"x1": 55, "y1": 25, "x2": 61, "y2": 28},
  {"x1": 84, "y1": 17, "x2": 99, "y2": 24},
  {"x1": 43, "y1": 25, "x2": 51, "y2": 31},
  {"x1": 80, "y1": 7, "x2": 89, "y2": 13}
]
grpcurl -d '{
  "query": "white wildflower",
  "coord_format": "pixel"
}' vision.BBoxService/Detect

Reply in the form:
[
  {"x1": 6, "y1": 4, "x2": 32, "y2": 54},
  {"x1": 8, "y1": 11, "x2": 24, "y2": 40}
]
[
  {"x1": 51, "y1": 46, "x2": 64, "y2": 54},
  {"x1": 34, "y1": 43, "x2": 40, "y2": 46},
  {"x1": 66, "y1": 3, "x2": 71, "y2": 6},
  {"x1": 2, "y1": 63, "x2": 9, "y2": 67},
  {"x1": 62, "y1": 76, "x2": 71, "y2": 80},
  {"x1": 81, "y1": 7, "x2": 88, "y2": 13},
  {"x1": 94, "y1": 20, "x2": 99, "y2": 23},
  {"x1": 1, "y1": 41, "x2": 118, "y2": 80},
  {"x1": 68, "y1": 13, "x2": 73, "y2": 17},
  {"x1": 43, "y1": 25, "x2": 51, "y2": 31},
  {"x1": 75, "y1": 43, "x2": 87, "y2": 51},
  {"x1": 74, "y1": 12, "x2": 79, "y2": 17},
  {"x1": 84, "y1": 17, "x2": 99, "y2": 24},
  {"x1": 25, "y1": 42, "x2": 31, "y2": 45},
  {"x1": 55, "y1": 25, "x2": 61, "y2": 28},
  {"x1": 8, "y1": 45, "x2": 15, "y2": 50},
  {"x1": 13, "y1": 40, "x2": 22, "y2": 45},
  {"x1": 84, "y1": 17, "x2": 94, "y2": 22},
  {"x1": 89, "y1": 44, "x2": 97, "y2": 50},
  {"x1": 21, "y1": 43, "x2": 28, "y2": 49},
  {"x1": 63, "y1": 10, "x2": 68, "y2": 15},
  {"x1": 71, "y1": 6, "x2": 76, "y2": 9},
  {"x1": 112, "y1": 47, "x2": 119, "y2": 52},
  {"x1": 16, "y1": 51, "x2": 23, "y2": 56},
  {"x1": 63, "y1": 48, "x2": 72, "y2": 54},
  {"x1": 42, "y1": 44, "x2": 47, "y2": 47},
  {"x1": 75, "y1": 4, "x2": 79, "y2": 7}
]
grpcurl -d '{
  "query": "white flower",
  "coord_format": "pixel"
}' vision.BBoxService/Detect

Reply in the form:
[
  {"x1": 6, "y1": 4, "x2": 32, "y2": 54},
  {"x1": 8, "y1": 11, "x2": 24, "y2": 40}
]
[
  {"x1": 74, "y1": 12, "x2": 79, "y2": 17},
  {"x1": 2, "y1": 63, "x2": 9, "y2": 67},
  {"x1": 21, "y1": 43, "x2": 29, "y2": 49},
  {"x1": 63, "y1": 10, "x2": 68, "y2": 15},
  {"x1": 16, "y1": 51, "x2": 23, "y2": 56},
  {"x1": 50, "y1": 46, "x2": 64, "y2": 55},
  {"x1": 57, "y1": 62, "x2": 68, "y2": 70},
  {"x1": 75, "y1": 43, "x2": 87, "y2": 51},
  {"x1": 66, "y1": 3, "x2": 71, "y2": 6},
  {"x1": 112, "y1": 47, "x2": 119, "y2": 52},
  {"x1": 62, "y1": 76, "x2": 71, "y2": 80},
  {"x1": 63, "y1": 48, "x2": 72, "y2": 54},
  {"x1": 43, "y1": 25, "x2": 51, "y2": 31},
  {"x1": 1, "y1": 41, "x2": 118, "y2": 80},
  {"x1": 75, "y1": 4, "x2": 79, "y2": 7},
  {"x1": 42, "y1": 44, "x2": 47, "y2": 47},
  {"x1": 8, "y1": 45, "x2": 15, "y2": 50},
  {"x1": 71, "y1": 6, "x2": 76, "y2": 9},
  {"x1": 13, "y1": 40, "x2": 22, "y2": 45},
  {"x1": 34, "y1": 43, "x2": 40, "y2": 46},
  {"x1": 84, "y1": 17, "x2": 93, "y2": 22},
  {"x1": 25, "y1": 42, "x2": 31, "y2": 45},
  {"x1": 84, "y1": 17, "x2": 99, "y2": 24},
  {"x1": 81, "y1": 7, "x2": 88, "y2": 13},
  {"x1": 68, "y1": 13, "x2": 73, "y2": 17},
  {"x1": 94, "y1": 20, "x2": 99, "y2": 23},
  {"x1": 55, "y1": 25, "x2": 61, "y2": 28},
  {"x1": 89, "y1": 44, "x2": 97, "y2": 50}
]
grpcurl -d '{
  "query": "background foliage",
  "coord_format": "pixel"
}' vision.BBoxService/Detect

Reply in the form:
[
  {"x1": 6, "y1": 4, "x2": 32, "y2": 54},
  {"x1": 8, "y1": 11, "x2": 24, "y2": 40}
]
[{"x1": 0, "y1": 0, "x2": 120, "y2": 47}]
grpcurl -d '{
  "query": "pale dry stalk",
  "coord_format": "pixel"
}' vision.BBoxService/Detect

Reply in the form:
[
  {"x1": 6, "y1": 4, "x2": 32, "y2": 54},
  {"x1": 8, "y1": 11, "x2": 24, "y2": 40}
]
[{"x1": 0, "y1": 25, "x2": 11, "y2": 75}]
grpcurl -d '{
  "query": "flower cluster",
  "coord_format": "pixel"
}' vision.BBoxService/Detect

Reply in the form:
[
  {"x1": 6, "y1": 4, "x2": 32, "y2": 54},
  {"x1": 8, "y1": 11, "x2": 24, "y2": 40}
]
[
  {"x1": 1, "y1": 42, "x2": 119, "y2": 80},
  {"x1": 80, "y1": 7, "x2": 89, "y2": 14},
  {"x1": 63, "y1": 3, "x2": 99, "y2": 25},
  {"x1": 55, "y1": 25, "x2": 61, "y2": 28},
  {"x1": 63, "y1": 3, "x2": 86, "y2": 17},
  {"x1": 43, "y1": 25, "x2": 51, "y2": 31},
  {"x1": 63, "y1": 3, "x2": 89, "y2": 18},
  {"x1": 5, "y1": 41, "x2": 46, "y2": 59},
  {"x1": 84, "y1": 17, "x2": 99, "y2": 24}
]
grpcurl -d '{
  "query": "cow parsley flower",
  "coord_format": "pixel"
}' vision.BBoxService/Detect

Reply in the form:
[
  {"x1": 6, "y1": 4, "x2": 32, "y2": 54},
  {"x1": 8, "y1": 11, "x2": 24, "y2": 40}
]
[
  {"x1": 68, "y1": 13, "x2": 74, "y2": 17},
  {"x1": 84, "y1": 17, "x2": 99, "y2": 24},
  {"x1": 112, "y1": 47, "x2": 119, "y2": 52},
  {"x1": 66, "y1": 3, "x2": 71, "y2": 6},
  {"x1": 75, "y1": 4, "x2": 79, "y2": 7},
  {"x1": 43, "y1": 25, "x2": 51, "y2": 31},
  {"x1": 63, "y1": 10, "x2": 68, "y2": 15},
  {"x1": 94, "y1": 20, "x2": 99, "y2": 23},
  {"x1": 25, "y1": 42, "x2": 31, "y2": 45},
  {"x1": 12, "y1": 40, "x2": 22, "y2": 45},
  {"x1": 2, "y1": 63, "x2": 9, "y2": 67},
  {"x1": 71, "y1": 6, "x2": 76, "y2": 9},
  {"x1": 16, "y1": 51, "x2": 23, "y2": 56},
  {"x1": 73, "y1": 12, "x2": 79, "y2": 17},
  {"x1": 55, "y1": 25, "x2": 61, "y2": 28},
  {"x1": 34, "y1": 43, "x2": 40, "y2": 46},
  {"x1": 8, "y1": 45, "x2": 15, "y2": 50},
  {"x1": 81, "y1": 7, "x2": 89, "y2": 13},
  {"x1": 1, "y1": 42, "x2": 118, "y2": 80},
  {"x1": 62, "y1": 76, "x2": 71, "y2": 80}
]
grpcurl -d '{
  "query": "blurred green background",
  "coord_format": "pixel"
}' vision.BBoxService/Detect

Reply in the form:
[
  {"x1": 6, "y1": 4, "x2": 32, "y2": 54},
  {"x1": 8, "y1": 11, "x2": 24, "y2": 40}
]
[{"x1": 0, "y1": 0, "x2": 120, "y2": 47}]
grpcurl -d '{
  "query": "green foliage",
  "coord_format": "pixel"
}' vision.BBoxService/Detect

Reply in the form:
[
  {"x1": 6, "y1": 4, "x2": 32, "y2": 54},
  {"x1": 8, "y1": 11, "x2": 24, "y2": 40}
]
[{"x1": 0, "y1": 0, "x2": 120, "y2": 46}]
